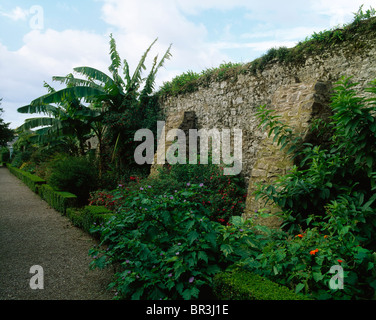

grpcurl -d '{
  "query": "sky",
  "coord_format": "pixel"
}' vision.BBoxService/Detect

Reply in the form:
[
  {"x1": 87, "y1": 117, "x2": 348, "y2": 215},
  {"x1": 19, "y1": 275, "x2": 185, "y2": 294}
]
[{"x1": 0, "y1": 0, "x2": 375, "y2": 129}]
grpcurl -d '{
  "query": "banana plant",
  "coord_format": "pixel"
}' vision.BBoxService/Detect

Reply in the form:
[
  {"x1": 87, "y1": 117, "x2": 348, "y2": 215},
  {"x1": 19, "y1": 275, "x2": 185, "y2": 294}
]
[
  {"x1": 17, "y1": 35, "x2": 172, "y2": 175},
  {"x1": 48, "y1": 35, "x2": 172, "y2": 170},
  {"x1": 17, "y1": 79, "x2": 103, "y2": 156}
]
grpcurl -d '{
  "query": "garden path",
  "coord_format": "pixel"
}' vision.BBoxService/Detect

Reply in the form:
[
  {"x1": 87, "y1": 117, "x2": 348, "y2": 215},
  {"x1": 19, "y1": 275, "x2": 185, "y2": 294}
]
[{"x1": 0, "y1": 166, "x2": 114, "y2": 300}]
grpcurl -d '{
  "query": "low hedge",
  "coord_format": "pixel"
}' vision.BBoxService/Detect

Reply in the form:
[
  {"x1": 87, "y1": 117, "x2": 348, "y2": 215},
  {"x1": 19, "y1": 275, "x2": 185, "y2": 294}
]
[
  {"x1": 66, "y1": 205, "x2": 114, "y2": 234},
  {"x1": 38, "y1": 183, "x2": 77, "y2": 215},
  {"x1": 6, "y1": 164, "x2": 46, "y2": 193},
  {"x1": 213, "y1": 269, "x2": 312, "y2": 300}
]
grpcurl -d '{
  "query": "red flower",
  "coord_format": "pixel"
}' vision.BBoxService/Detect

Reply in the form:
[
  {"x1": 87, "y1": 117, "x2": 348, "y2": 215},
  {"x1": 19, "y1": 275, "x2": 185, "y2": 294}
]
[
  {"x1": 337, "y1": 259, "x2": 343, "y2": 264},
  {"x1": 310, "y1": 249, "x2": 319, "y2": 255},
  {"x1": 130, "y1": 176, "x2": 136, "y2": 181}
]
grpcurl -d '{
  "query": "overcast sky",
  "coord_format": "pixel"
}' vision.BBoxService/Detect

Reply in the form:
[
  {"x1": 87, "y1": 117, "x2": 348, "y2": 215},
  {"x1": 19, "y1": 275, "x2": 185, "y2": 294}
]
[{"x1": 0, "y1": 0, "x2": 374, "y2": 129}]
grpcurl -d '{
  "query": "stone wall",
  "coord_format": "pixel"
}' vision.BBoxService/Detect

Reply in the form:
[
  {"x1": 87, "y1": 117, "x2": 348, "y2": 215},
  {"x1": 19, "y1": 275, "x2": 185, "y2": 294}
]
[{"x1": 155, "y1": 28, "x2": 376, "y2": 225}]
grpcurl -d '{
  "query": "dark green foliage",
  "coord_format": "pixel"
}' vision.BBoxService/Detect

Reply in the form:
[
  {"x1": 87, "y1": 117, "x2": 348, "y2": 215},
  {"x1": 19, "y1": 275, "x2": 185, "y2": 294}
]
[
  {"x1": 213, "y1": 270, "x2": 311, "y2": 300},
  {"x1": 252, "y1": 77, "x2": 376, "y2": 299},
  {"x1": 89, "y1": 183, "x2": 227, "y2": 300},
  {"x1": 66, "y1": 205, "x2": 113, "y2": 233},
  {"x1": 0, "y1": 100, "x2": 14, "y2": 147},
  {"x1": 38, "y1": 184, "x2": 77, "y2": 214},
  {"x1": 158, "y1": 71, "x2": 201, "y2": 97},
  {"x1": 7, "y1": 164, "x2": 46, "y2": 193},
  {"x1": 47, "y1": 155, "x2": 98, "y2": 203},
  {"x1": 111, "y1": 160, "x2": 247, "y2": 224},
  {"x1": 0, "y1": 147, "x2": 10, "y2": 164}
]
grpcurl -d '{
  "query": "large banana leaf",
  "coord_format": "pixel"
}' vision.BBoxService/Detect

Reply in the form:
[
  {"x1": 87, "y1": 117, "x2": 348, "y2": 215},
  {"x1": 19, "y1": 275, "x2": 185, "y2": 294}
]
[
  {"x1": 30, "y1": 86, "x2": 105, "y2": 105},
  {"x1": 17, "y1": 117, "x2": 61, "y2": 131},
  {"x1": 74, "y1": 66, "x2": 114, "y2": 86},
  {"x1": 17, "y1": 104, "x2": 59, "y2": 115},
  {"x1": 141, "y1": 43, "x2": 172, "y2": 97},
  {"x1": 52, "y1": 75, "x2": 103, "y2": 90},
  {"x1": 127, "y1": 38, "x2": 158, "y2": 92}
]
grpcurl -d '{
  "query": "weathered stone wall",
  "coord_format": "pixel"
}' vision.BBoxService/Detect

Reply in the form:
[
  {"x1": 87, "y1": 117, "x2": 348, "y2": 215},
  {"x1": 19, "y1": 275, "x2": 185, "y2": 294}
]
[{"x1": 156, "y1": 29, "x2": 376, "y2": 225}]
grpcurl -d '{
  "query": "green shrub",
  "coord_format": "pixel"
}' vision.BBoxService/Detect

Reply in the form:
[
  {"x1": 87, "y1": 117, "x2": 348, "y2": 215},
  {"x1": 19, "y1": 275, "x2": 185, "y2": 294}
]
[
  {"x1": 7, "y1": 164, "x2": 46, "y2": 193},
  {"x1": 158, "y1": 71, "x2": 201, "y2": 97},
  {"x1": 39, "y1": 184, "x2": 77, "y2": 214},
  {"x1": 142, "y1": 162, "x2": 247, "y2": 224},
  {"x1": 213, "y1": 270, "x2": 310, "y2": 300},
  {"x1": 10, "y1": 150, "x2": 32, "y2": 168},
  {"x1": 66, "y1": 207, "x2": 86, "y2": 228},
  {"x1": 251, "y1": 77, "x2": 376, "y2": 299},
  {"x1": 48, "y1": 155, "x2": 98, "y2": 204},
  {"x1": 89, "y1": 183, "x2": 254, "y2": 300},
  {"x1": 0, "y1": 147, "x2": 10, "y2": 164},
  {"x1": 67, "y1": 205, "x2": 113, "y2": 233}
]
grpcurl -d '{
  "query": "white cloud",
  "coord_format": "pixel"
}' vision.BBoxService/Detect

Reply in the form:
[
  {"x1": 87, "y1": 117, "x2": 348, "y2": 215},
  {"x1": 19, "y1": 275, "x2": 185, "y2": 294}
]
[
  {"x1": 0, "y1": 29, "x2": 109, "y2": 129},
  {"x1": 100, "y1": 0, "x2": 229, "y2": 76},
  {"x1": 0, "y1": 6, "x2": 29, "y2": 21},
  {"x1": 310, "y1": 0, "x2": 376, "y2": 27},
  {"x1": 2, "y1": 0, "x2": 374, "y2": 129}
]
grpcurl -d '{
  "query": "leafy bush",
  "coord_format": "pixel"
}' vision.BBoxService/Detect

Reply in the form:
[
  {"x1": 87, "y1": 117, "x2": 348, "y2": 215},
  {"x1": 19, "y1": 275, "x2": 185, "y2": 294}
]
[
  {"x1": 0, "y1": 147, "x2": 10, "y2": 164},
  {"x1": 251, "y1": 76, "x2": 376, "y2": 299},
  {"x1": 88, "y1": 190, "x2": 118, "y2": 211},
  {"x1": 107, "y1": 161, "x2": 247, "y2": 224},
  {"x1": 48, "y1": 155, "x2": 98, "y2": 203},
  {"x1": 89, "y1": 183, "x2": 227, "y2": 300},
  {"x1": 67, "y1": 205, "x2": 114, "y2": 233},
  {"x1": 213, "y1": 269, "x2": 311, "y2": 300},
  {"x1": 158, "y1": 71, "x2": 201, "y2": 97},
  {"x1": 7, "y1": 164, "x2": 46, "y2": 193},
  {"x1": 38, "y1": 184, "x2": 77, "y2": 214},
  {"x1": 167, "y1": 163, "x2": 247, "y2": 223}
]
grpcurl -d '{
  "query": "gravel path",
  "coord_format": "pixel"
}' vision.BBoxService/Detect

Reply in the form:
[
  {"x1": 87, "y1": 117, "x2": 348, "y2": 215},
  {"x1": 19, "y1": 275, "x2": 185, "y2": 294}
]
[{"x1": 0, "y1": 166, "x2": 115, "y2": 300}]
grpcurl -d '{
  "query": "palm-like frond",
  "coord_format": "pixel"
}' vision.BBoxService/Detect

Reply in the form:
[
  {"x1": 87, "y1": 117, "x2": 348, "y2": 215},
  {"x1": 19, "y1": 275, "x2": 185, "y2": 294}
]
[
  {"x1": 17, "y1": 117, "x2": 61, "y2": 131},
  {"x1": 108, "y1": 34, "x2": 121, "y2": 75},
  {"x1": 123, "y1": 59, "x2": 131, "y2": 85},
  {"x1": 73, "y1": 66, "x2": 115, "y2": 86},
  {"x1": 141, "y1": 43, "x2": 172, "y2": 97},
  {"x1": 17, "y1": 104, "x2": 59, "y2": 116},
  {"x1": 43, "y1": 81, "x2": 56, "y2": 93},
  {"x1": 127, "y1": 38, "x2": 158, "y2": 92},
  {"x1": 108, "y1": 34, "x2": 125, "y2": 89},
  {"x1": 30, "y1": 86, "x2": 105, "y2": 105},
  {"x1": 52, "y1": 75, "x2": 103, "y2": 91}
]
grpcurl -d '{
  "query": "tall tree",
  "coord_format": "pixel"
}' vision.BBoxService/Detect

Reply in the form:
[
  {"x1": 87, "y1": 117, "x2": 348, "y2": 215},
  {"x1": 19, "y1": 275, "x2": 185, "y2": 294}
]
[
  {"x1": 43, "y1": 35, "x2": 172, "y2": 172},
  {"x1": 0, "y1": 99, "x2": 14, "y2": 147},
  {"x1": 17, "y1": 81, "x2": 103, "y2": 156}
]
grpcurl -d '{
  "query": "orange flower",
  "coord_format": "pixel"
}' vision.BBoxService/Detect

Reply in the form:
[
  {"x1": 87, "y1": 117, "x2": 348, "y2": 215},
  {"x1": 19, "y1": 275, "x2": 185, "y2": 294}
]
[
  {"x1": 324, "y1": 235, "x2": 328, "y2": 239},
  {"x1": 310, "y1": 249, "x2": 319, "y2": 255},
  {"x1": 296, "y1": 234, "x2": 304, "y2": 238}
]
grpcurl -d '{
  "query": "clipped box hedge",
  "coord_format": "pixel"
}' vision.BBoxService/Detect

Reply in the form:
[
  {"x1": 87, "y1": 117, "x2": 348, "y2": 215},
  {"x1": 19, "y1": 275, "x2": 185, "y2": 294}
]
[
  {"x1": 6, "y1": 164, "x2": 46, "y2": 193},
  {"x1": 213, "y1": 270, "x2": 312, "y2": 300},
  {"x1": 66, "y1": 205, "x2": 114, "y2": 234},
  {"x1": 38, "y1": 183, "x2": 77, "y2": 215}
]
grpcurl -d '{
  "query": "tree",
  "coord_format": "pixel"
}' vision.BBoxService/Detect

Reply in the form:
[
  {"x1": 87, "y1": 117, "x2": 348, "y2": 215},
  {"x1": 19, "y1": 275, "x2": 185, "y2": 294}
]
[
  {"x1": 49, "y1": 35, "x2": 172, "y2": 173},
  {"x1": 17, "y1": 35, "x2": 171, "y2": 178},
  {"x1": 17, "y1": 80, "x2": 103, "y2": 157},
  {"x1": 0, "y1": 99, "x2": 14, "y2": 147}
]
